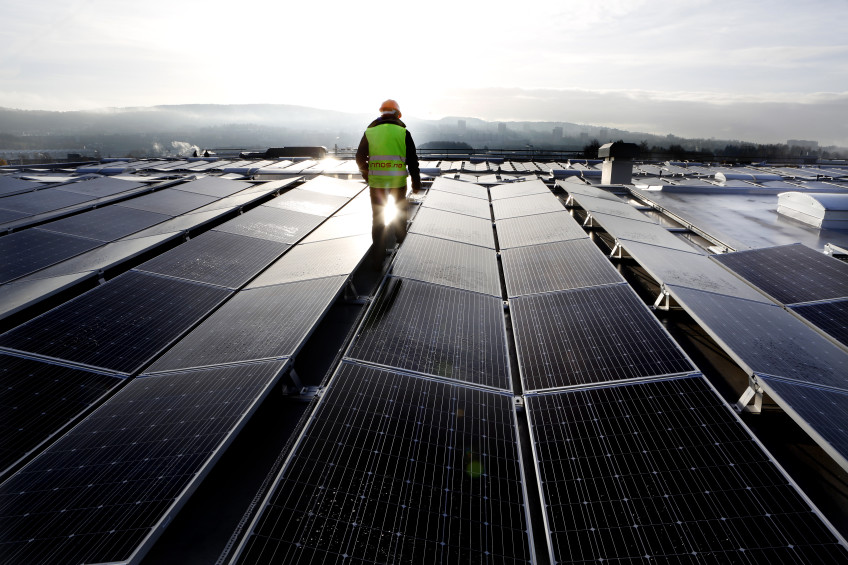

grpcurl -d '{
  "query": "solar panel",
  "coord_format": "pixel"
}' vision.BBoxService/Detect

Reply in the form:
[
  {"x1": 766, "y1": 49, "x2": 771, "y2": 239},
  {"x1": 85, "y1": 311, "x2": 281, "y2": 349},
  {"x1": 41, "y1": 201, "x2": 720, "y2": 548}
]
[
  {"x1": 263, "y1": 188, "x2": 350, "y2": 217},
  {"x1": 569, "y1": 192, "x2": 656, "y2": 223},
  {"x1": 587, "y1": 211, "x2": 705, "y2": 253},
  {"x1": 391, "y1": 234, "x2": 502, "y2": 297},
  {"x1": 0, "y1": 176, "x2": 41, "y2": 197},
  {"x1": 56, "y1": 177, "x2": 145, "y2": 197},
  {"x1": 429, "y1": 176, "x2": 490, "y2": 200},
  {"x1": 0, "y1": 353, "x2": 121, "y2": 476},
  {"x1": 172, "y1": 176, "x2": 251, "y2": 197},
  {"x1": 0, "y1": 271, "x2": 231, "y2": 374},
  {"x1": 511, "y1": 284, "x2": 695, "y2": 391},
  {"x1": 232, "y1": 362, "x2": 532, "y2": 564},
  {"x1": 526, "y1": 376, "x2": 848, "y2": 563},
  {"x1": 213, "y1": 206, "x2": 325, "y2": 244},
  {"x1": 422, "y1": 190, "x2": 492, "y2": 219},
  {"x1": 489, "y1": 179, "x2": 550, "y2": 200},
  {"x1": 712, "y1": 244, "x2": 848, "y2": 305},
  {"x1": 298, "y1": 175, "x2": 365, "y2": 198},
  {"x1": 491, "y1": 193, "x2": 565, "y2": 220},
  {"x1": 0, "y1": 189, "x2": 94, "y2": 215},
  {"x1": 0, "y1": 359, "x2": 289, "y2": 565},
  {"x1": 299, "y1": 214, "x2": 371, "y2": 243},
  {"x1": 666, "y1": 285, "x2": 848, "y2": 389},
  {"x1": 0, "y1": 208, "x2": 29, "y2": 224},
  {"x1": 146, "y1": 275, "x2": 346, "y2": 373},
  {"x1": 495, "y1": 211, "x2": 588, "y2": 250},
  {"x1": 0, "y1": 272, "x2": 93, "y2": 321},
  {"x1": 790, "y1": 299, "x2": 848, "y2": 348},
  {"x1": 621, "y1": 241, "x2": 770, "y2": 303},
  {"x1": 37, "y1": 206, "x2": 170, "y2": 241},
  {"x1": 135, "y1": 230, "x2": 290, "y2": 289},
  {"x1": 121, "y1": 207, "x2": 237, "y2": 239},
  {"x1": 0, "y1": 229, "x2": 103, "y2": 284},
  {"x1": 501, "y1": 239, "x2": 626, "y2": 297},
  {"x1": 247, "y1": 234, "x2": 370, "y2": 288},
  {"x1": 556, "y1": 181, "x2": 626, "y2": 202},
  {"x1": 346, "y1": 278, "x2": 510, "y2": 389},
  {"x1": 116, "y1": 189, "x2": 216, "y2": 216},
  {"x1": 409, "y1": 207, "x2": 495, "y2": 249}
]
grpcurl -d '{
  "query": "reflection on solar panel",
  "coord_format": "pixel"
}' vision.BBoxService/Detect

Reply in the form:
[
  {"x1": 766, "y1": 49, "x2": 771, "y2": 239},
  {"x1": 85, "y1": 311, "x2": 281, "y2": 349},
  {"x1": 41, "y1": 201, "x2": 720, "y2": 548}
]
[
  {"x1": 233, "y1": 362, "x2": 532, "y2": 564},
  {"x1": 496, "y1": 211, "x2": 588, "y2": 250},
  {"x1": 37, "y1": 206, "x2": 170, "y2": 241},
  {"x1": 299, "y1": 214, "x2": 370, "y2": 243},
  {"x1": 429, "y1": 177, "x2": 489, "y2": 200},
  {"x1": 422, "y1": 190, "x2": 492, "y2": 219},
  {"x1": 667, "y1": 285, "x2": 848, "y2": 388},
  {"x1": 0, "y1": 229, "x2": 103, "y2": 283},
  {"x1": 501, "y1": 239, "x2": 625, "y2": 297},
  {"x1": 0, "y1": 359, "x2": 289, "y2": 565},
  {"x1": 0, "y1": 271, "x2": 231, "y2": 374},
  {"x1": 0, "y1": 272, "x2": 93, "y2": 321},
  {"x1": 587, "y1": 211, "x2": 704, "y2": 253},
  {"x1": 263, "y1": 188, "x2": 349, "y2": 217},
  {"x1": 492, "y1": 193, "x2": 565, "y2": 220},
  {"x1": 0, "y1": 353, "x2": 121, "y2": 475},
  {"x1": 247, "y1": 234, "x2": 370, "y2": 288},
  {"x1": 489, "y1": 179, "x2": 550, "y2": 200},
  {"x1": 570, "y1": 192, "x2": 656, "y2": 223},
  {"x1": 712, "y1": 244, "x2": 848, "y2": 305},
  {"x1": 116, "y1": 189, "x2": 216, "y2": 216},
  {"x1": 526, "y1": 376, "x2": 848, "y2": 563},
  {"x1": 512, "y1": 284, "x2": 694, "y2": 391},
  {"x1": 298, "y1": 175, "x2": 364, "y2": 198},
  {"x1": 409, "y1": 207, "x2": 495, "y2": 249},
  {"x1": 391, "y1": 234, "x2": 502, "y2": 296},
  {"x1": 213, "y1": 206, "x2": 325, "y2": 244},
  {"x1": 790, "y1": 299, "x2": 848, "y2": 348},
  {"x1": 135, "y1": 230, "x2": 289, "y2": 289},
  {"x1": 147, "y1": 276, "x2": 345, "y2": 373},
  {"x1": 122, "y1": 207, "x2": 236, "y2": 239},
  {"x1": 346, "y1": 278, "x2": 510, "y2": 389}
]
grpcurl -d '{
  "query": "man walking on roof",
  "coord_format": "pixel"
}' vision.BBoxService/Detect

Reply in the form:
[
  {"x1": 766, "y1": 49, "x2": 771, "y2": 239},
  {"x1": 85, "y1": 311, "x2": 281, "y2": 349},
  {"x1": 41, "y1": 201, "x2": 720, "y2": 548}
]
[{"x1": 356, "y1": 99, "x2": 421, "y2": 270}]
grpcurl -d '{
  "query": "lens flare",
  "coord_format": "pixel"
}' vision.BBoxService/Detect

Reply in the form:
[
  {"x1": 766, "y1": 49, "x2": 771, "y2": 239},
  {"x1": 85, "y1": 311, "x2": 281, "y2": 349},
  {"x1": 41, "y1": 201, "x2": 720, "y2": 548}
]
[{"x1": 383, "y1": 194, "x2": 397, "y2": 226}]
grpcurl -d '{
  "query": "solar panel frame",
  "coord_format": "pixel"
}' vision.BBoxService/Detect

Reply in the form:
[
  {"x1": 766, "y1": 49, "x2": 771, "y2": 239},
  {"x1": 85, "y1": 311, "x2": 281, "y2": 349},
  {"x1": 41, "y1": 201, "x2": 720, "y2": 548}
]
[
  {"x1": 511, "y1": 284, "x2": 696, "y2": 391},
  {"x1": 0, "y1": 359, "x2": 290, "y2": 565},
  {"x1": 501, "y1": 239, "x2": 626, "y2": 297},
  {"x1": 495, "y1": 211, "x2": 588, "y2": 250},
  {"x1": 491, "y1": 193, "x2": 566, "y2": 220},
  {"x1": 712, "y1": 244, "x2": 848, "y2": 305},
  {"x1": 525, "y1": 375, "x2": 848, "y2": 563},
  {"x1": 146, "y1": 275, "x2": 346, "y2": 373},
  {"x1": 0, "y1": 271, "x2": 232, "y2": 375},
  {"x1": 390, "y1": 234, "x2": 502, "y2": 297},
  {"x1": 230, "y1": 362, "x2": 535, "y2": 565},
  {"x1": 409, "y1": 207, "x2": 496, "y2": 249}
]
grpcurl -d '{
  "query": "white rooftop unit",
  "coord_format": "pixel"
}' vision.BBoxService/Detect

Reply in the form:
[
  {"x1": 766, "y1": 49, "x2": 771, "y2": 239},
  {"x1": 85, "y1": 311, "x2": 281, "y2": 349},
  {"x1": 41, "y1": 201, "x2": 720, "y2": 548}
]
[{"x1": 777, "y1": 191, "x2": 848, "y2": 229}]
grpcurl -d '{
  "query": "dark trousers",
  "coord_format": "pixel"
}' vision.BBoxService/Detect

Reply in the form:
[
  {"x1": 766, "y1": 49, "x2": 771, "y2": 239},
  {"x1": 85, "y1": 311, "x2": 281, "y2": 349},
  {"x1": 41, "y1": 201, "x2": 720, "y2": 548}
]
[{"x1": 369, "y1": 186, "x2": 408, "y2": 266}]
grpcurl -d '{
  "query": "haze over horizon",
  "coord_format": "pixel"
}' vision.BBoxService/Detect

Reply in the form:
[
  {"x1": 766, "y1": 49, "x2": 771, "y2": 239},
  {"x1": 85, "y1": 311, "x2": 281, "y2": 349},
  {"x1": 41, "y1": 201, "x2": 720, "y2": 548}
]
[{"x1": 2, "y1": 0, "x2": 847, "y2": 146}]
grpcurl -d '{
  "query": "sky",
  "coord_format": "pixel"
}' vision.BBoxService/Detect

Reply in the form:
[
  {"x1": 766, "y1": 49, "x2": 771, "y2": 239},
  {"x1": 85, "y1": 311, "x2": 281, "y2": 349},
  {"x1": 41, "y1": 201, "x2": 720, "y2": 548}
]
[{"x1": 1, "y1": 0, "x2": 847, "y2": 146}]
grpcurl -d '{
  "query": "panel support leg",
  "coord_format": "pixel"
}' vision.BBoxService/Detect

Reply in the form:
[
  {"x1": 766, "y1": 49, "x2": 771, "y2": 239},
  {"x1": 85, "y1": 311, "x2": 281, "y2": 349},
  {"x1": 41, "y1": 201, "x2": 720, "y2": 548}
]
[
  {"x1": 344, "y1": 279, "x2": 367, "y2": 305},
  {"x1": 653, "y1": 289, "x2": 670, "y2": 311},
  {"x1": 736, "y1": 383, "x2": 763, "y2": 414}
]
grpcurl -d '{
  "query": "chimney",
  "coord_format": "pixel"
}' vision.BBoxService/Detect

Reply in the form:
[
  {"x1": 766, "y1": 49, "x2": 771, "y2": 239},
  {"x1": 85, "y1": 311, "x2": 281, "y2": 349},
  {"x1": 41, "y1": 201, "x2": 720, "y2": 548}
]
[{"x1": 598, "y1": 142, "x2": 639, "y2": 185}]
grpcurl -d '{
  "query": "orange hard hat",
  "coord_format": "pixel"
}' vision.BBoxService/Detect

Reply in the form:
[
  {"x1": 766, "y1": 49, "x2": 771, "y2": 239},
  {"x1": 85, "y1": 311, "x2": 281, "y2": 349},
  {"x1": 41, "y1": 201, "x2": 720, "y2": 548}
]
[{"x1": 380, "y1": 99, "x2": 401, "y2": 118}]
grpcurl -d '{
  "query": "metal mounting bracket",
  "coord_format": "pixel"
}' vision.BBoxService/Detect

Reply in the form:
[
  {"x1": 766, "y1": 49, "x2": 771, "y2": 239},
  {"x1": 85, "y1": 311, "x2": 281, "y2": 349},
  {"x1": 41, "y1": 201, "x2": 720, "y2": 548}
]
[
  {"x1": 735, "y1": 382, "x2": 764, "y2": 414},
  {"x1": 343, "y1": 279, "x2": 368, "y2": 304}
]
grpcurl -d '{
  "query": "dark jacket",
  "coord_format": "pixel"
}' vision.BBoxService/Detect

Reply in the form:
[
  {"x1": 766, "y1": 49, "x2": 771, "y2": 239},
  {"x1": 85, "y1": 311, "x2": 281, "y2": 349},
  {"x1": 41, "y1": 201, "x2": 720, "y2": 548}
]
[{"x1": 355, "y1": 116, "x2": 421, "y2": 192}]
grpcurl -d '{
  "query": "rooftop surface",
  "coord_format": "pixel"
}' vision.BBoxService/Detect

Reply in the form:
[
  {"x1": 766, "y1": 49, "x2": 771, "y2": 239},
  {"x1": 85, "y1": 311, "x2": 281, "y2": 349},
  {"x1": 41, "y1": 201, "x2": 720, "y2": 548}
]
[{"x1": 1, "y1": 156, "x2": 848, "y2": 564}]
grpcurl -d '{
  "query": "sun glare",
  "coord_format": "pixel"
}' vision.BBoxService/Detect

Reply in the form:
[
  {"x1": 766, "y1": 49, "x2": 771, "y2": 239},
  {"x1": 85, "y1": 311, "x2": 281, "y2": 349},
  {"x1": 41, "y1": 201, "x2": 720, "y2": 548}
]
[{"x1": 383, "y1": 195, "x2": 397, "y2": 226}]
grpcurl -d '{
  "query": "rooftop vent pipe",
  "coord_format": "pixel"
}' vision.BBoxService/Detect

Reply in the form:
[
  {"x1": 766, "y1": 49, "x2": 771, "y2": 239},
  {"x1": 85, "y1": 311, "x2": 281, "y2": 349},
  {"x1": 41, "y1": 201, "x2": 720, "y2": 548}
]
[{"x1": 599, "y1": 142, "x2": 639, "y2": 185}]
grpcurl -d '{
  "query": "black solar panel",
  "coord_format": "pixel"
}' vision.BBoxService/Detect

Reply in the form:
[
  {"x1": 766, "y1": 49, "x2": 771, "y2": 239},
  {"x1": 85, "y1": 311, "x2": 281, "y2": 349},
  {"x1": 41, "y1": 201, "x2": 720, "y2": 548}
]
[
  {"x1": 429, "y1": 177, "x2": 490, "y2": 200},
  {"x1": 489, "y1": 180, "x2": 550, "y2": 200},
  {"x1": 247, "y1": 234, "x2": 370, "y2": 288},
  {"x1": 213, "y1": 206, "x2": 325, "y2": 244},
  {"x1": 173, "y1": 176, "x2": 251, "y2": 197},
  {"x1": 667, "y1": 285, "x2": 848, "y2": 389},
  {"x1": 0, "y1": 353, "x2": 121, "y2": 476},
  {"x1": 790, "y1": 299, "x2": 848, "y2": 348},
  {"x1": 511, "y1": 284, "x2": 694, "y2": 391},
  {"x1": 422, "y1": 190, "x2": 492, "y2": 219},
  {"x1": 409, "y1": 207, "x2": 495, "y2": 249},
  {"x1": 501, "y1": 239, "x2": 626, "y2": 297},
  {"x1": 496, "y1": 211, "x2": 588, "y2": 250},
  {"x1": 121, "y1": 207, "x2": 234, "y2": 239},
  {"x1": 135, "y1": 230, "x2": 290, "y2": 289},
  {"x1": 233, "y1": 362, "x2": 532, "y2": 564},
  {"x1": 0, "y1": 271, "x2": 231, "y2": 374},
  {"x1": 0, "y1": 189, "x2": 94, "y2": 215},
  {"x1": 0, "y1": 359, "x2": 289, "y2": 565},
  {"x1": 0, "y1": 208, "x2": 29, "y2": 224},
  {"x1": 147, "y1": 275, "x2": 345, "y2": 373},
  {"x1": 57, "y1": 177, "x2": 144, "y2": 197},
  {"x1": 116, "y1": 189, "x2": 216, "y2": 216},
  {"x1": 491, "y1": 193, "x2": 565, "y2": 220},
  {"x1": 0, "y1": 229, "x2": 103, "y2": 284},
  {"x1": 263, "y1": 188, "x2": 350, "y2": 217},
  {"x1": 346, "y1": 278, "x2": 510, "y2": 389},
  {"x1": 712, "y1": 244, "x2": 848, "y2": 305},
  {"x1": 391, "y1": 234, "x2": 502, "y2": 296},
  {"x1": 0, "y1": 176, "x2": 41, "y2": 197},
  {"x1": 526, "y1": 376, "x2": 848, "y2": 563},
  {"x1": 38, "y1": 206, "x2": 170, "y2": 241}
]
